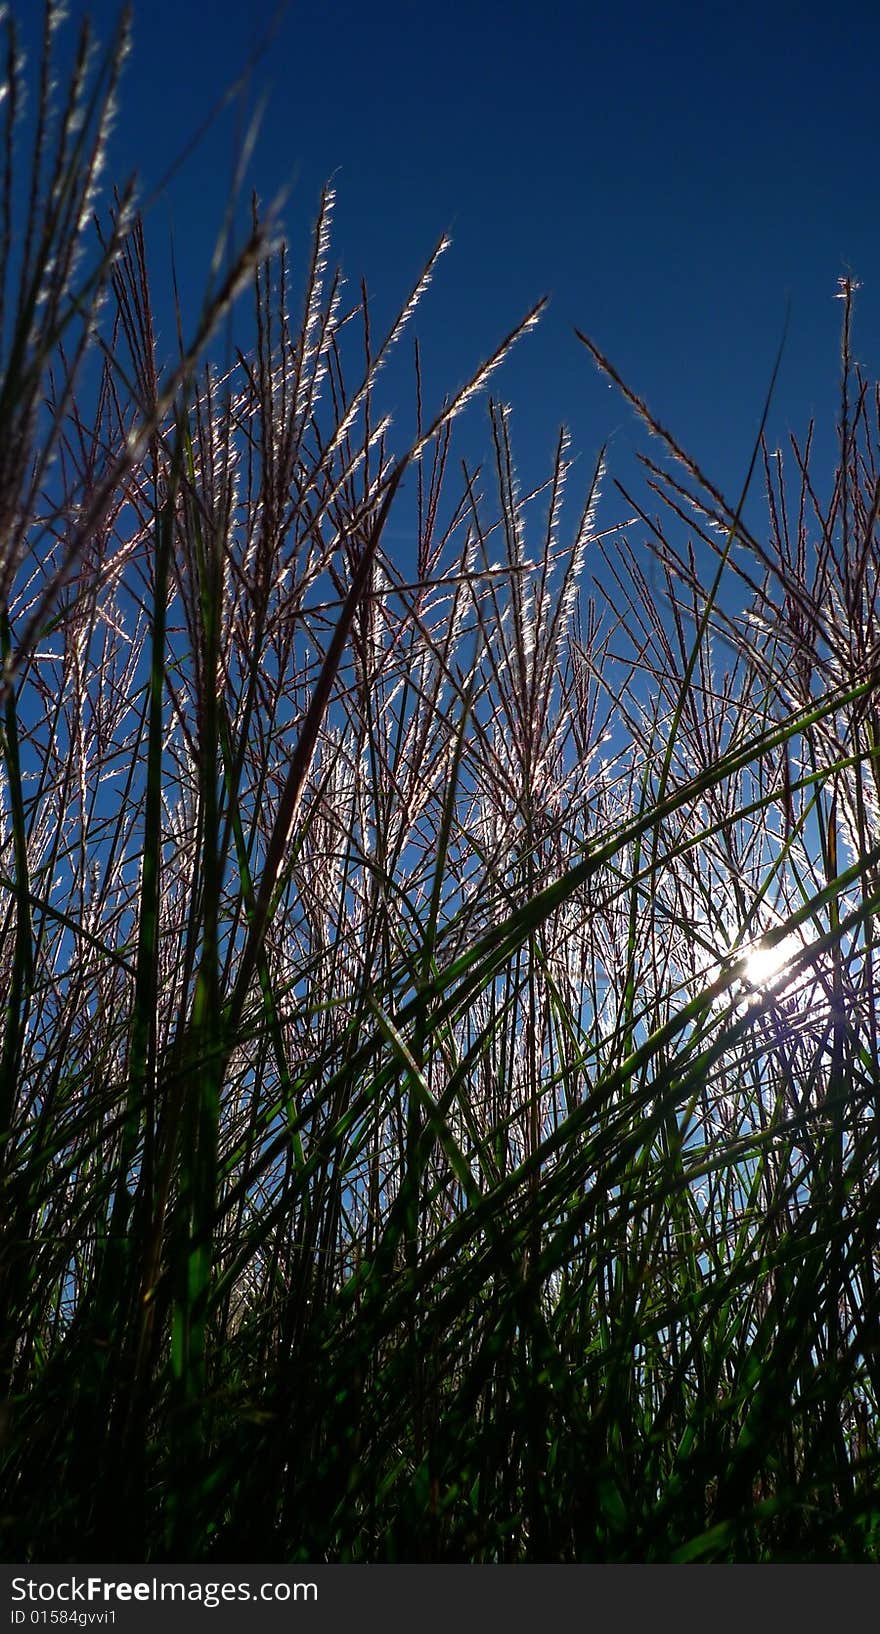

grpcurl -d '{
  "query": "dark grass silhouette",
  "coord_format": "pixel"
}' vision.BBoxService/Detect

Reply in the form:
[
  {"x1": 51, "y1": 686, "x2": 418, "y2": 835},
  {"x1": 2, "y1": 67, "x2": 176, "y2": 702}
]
[{"x1": 1, "y1": 2, "x2": 879, "y2": 1562}]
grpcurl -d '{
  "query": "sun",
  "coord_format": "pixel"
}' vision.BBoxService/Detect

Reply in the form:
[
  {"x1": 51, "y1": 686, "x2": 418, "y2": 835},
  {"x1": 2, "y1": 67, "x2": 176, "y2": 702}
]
[{"x1": 743, "y1": 931, "x2": 801, "y2": 992}]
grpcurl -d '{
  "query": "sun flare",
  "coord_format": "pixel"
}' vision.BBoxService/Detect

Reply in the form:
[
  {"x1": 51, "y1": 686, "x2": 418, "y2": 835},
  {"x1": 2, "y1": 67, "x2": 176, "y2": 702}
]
[{"x1": 743, "y1": 931, "x2": 801, "y2": 991}]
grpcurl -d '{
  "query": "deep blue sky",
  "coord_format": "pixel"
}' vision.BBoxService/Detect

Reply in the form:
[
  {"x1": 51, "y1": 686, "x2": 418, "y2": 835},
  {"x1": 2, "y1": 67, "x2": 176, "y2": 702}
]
[{"x1": 23, "y1": 0, "x2": 880, "y2": 554}]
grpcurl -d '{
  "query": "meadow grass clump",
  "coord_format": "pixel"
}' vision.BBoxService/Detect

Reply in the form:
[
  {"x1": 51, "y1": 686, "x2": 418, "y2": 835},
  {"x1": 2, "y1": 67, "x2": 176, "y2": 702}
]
[{"x1": 1, "y1": 2, "x2": 879, "y2": 1562}]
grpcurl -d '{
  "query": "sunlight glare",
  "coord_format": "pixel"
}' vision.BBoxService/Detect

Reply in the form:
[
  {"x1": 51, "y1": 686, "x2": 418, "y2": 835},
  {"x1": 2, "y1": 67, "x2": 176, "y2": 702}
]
[{"x1": 744, "y1": 931, "x2": 801, "y2": 991}]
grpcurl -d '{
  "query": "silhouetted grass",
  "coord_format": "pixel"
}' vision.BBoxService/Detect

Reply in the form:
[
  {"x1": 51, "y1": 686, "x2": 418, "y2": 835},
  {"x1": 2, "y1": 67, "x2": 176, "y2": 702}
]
[{"x1": 1, "y1": 1, "x2": 879, "y2": 1563}]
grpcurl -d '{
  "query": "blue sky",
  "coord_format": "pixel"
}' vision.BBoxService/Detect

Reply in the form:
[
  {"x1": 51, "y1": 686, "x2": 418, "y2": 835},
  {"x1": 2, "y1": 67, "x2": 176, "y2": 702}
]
[{"x1": 24, "y1": 0, "x2": 880, "y2": 553}]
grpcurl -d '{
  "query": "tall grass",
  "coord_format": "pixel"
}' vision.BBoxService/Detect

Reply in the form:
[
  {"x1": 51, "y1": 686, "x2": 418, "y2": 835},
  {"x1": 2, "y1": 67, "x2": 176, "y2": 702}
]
[{"x1": 2, "y1": 2, "x2": 879, "y2": 1562}]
